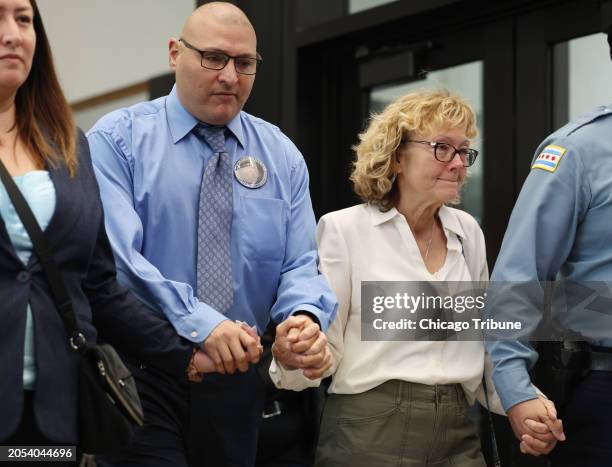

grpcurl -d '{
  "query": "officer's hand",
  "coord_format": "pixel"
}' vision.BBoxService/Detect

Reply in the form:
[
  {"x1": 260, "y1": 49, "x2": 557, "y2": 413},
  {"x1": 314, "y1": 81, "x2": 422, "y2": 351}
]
[
  {"x1": 202, "y1": 320, "x2": 260, "y2": 374},
  {"x1": 507, "y1": 398, "x2": 565, "y2": 456}
]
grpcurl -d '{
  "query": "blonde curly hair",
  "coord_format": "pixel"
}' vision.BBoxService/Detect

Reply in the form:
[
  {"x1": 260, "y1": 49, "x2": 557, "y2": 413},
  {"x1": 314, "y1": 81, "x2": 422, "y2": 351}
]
[{"x1": 350, "y1": 88, "x2": 478, "y2": 211}]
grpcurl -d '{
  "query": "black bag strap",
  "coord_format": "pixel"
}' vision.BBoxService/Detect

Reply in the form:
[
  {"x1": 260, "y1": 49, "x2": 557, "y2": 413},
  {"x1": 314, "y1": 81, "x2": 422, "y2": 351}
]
[{"x1": 0, "y1": 160, "x2": 84, "y2": 349}]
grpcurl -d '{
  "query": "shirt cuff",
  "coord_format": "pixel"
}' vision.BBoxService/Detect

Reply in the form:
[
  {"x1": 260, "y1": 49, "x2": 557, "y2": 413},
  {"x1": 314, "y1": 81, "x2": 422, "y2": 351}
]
[
  {"x1": 269, "y1": 357, "x2": 321, "y2": 391},
  {"x1": 494, "y1": 364, "x2": 538, "y2": 412},
  {"x1": 291, "y1": 304, "x2": 329, "y2": 331},
  {"x1": 174, "y1": 301, "x2": 228, "y2": 343}
]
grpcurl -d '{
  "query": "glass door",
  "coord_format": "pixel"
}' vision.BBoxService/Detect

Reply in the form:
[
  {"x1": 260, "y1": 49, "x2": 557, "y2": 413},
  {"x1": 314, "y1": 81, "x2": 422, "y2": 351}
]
[
  {"x1": 515, "y1": 0, "x2": 603, "y2": 183},
  {"x1": 554, "y1": 32, "x2": 612, "y2": 126}
]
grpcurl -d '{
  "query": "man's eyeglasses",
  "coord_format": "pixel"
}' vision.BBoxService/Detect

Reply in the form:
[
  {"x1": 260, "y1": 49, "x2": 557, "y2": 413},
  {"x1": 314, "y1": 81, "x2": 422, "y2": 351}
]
[
  {"x1": 179, "y1": 38, "x2": 262, "y2": 75},
  {"x1": 406, "y1": 140, "x2": 479, "y2": 167}
]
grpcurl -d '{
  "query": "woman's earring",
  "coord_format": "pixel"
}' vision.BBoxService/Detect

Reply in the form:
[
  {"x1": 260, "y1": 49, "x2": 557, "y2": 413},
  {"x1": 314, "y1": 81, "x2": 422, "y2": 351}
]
[{"x1": 390, "y1": 173, "x2": 397, "y2": 184}]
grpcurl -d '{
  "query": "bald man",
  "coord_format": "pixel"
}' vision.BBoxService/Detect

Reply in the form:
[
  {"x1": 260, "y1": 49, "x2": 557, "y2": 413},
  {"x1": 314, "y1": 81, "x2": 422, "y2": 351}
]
[{"x1": 87, "y1": 3, "x2": 337, "y2": 466}]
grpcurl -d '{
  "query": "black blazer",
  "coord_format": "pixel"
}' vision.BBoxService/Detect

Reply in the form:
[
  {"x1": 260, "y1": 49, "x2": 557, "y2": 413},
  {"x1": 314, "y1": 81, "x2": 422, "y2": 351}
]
[{"x1": 0, "y1": 130, "x2": 192, "y2": 443}]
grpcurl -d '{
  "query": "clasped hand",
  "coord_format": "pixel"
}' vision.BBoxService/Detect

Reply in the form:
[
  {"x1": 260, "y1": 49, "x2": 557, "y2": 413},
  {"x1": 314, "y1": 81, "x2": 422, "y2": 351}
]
[
  {"x1": 272, "y1": 314, "x2": 332, "y2": 380},
  {"x1": 188, "y1": 315, "x2": 330, "y2": 382},
  {"x1": 508, "y1": 397, "x2": 566, "y2": 456},
  {"x1": 188, "y1": 320, "x2": 263, "y2": 381}
]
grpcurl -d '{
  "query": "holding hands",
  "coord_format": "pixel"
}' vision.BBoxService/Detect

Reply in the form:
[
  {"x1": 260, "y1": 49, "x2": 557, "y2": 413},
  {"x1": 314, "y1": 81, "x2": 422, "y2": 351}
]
[
  {"x1": 188, "y1": 320, "x2": 263, "y2": 381},
  {"x1": 272, "y1": 314, "x2": 332, "y2": 380},
  {"x1": 188, "y1": 314, "x2": 331, "y2": 382},
  {"x1": 508, "y1": 396, "x2": 566, "y2": 456}
]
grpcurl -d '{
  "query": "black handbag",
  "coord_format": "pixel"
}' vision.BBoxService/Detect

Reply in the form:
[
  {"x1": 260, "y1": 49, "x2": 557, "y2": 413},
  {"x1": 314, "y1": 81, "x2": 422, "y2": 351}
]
[{"x1": 0, "y1": 160, "x2": 144, "y2": 454}]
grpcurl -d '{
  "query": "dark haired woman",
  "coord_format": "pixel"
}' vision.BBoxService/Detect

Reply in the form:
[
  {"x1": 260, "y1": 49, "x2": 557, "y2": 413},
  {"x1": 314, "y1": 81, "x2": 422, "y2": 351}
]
[{"x1": 0, "y1": 0, "x2": 205, "y2": 455}]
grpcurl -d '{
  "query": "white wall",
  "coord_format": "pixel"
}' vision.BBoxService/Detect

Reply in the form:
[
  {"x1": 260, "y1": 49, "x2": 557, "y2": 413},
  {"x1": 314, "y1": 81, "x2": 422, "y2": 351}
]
[{"x1": 37, "y1": 0, "x2": 194, "y2": 104}]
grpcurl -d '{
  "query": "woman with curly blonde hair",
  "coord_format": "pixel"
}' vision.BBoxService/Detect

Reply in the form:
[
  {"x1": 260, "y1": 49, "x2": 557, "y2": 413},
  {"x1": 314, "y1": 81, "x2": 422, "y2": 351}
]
[
  {"x1": 351, "y1": 88, "x2": 477, "y2": 211},
  {"x1": 271, "y1": 89, "x2": 560, "y2": 466}
]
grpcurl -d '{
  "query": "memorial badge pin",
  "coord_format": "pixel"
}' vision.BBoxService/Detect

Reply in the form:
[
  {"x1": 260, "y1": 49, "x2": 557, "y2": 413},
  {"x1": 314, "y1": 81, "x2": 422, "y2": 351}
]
[{"x1": 234, "y1": 156, "x2": 267, "y2": 188}]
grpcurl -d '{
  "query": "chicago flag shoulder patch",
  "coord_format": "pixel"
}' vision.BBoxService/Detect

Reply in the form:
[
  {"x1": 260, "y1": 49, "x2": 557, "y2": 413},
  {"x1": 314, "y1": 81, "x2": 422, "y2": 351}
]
[{"x1": 531, "y1": 145, "x2": 567, "y2": 173}]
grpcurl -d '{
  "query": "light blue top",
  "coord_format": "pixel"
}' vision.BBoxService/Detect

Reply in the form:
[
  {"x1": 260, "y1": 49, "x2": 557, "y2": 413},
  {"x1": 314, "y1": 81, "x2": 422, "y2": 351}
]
[
  {"x1": 86, "y1": 85, "x2": 337, "y2": 343},
  {"x1": 0, "y1": 171, "x2": 56, "y2": 390},
  {"x1": 486, "y1": 105, "x2": 612, "y2": 411}
]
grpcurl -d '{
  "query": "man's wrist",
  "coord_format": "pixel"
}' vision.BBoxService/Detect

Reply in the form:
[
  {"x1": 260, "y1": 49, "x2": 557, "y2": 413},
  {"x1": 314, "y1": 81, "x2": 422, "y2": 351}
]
[{"x1": 293, "y1": 310, "x2": 320, "y2": 327}]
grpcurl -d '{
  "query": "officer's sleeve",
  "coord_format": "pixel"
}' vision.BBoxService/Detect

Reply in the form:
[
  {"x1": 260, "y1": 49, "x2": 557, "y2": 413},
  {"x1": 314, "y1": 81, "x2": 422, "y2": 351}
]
[
  {"x1": 269, "y1": 148, "x2": 338, "y2": 332},
  {"x1": 269, "y1": 213, "x2": 349, "y2": 390},
  {"x1": 485, "y1": 140, "x2": 590, "y2": 412},
  {"x1": 87, "y1": 125, "x2": 226, "y2": 344}
]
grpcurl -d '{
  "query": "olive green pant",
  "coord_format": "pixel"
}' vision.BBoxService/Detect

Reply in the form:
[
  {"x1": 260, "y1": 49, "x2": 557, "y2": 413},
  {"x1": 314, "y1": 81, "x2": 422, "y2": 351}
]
[{"x1": 315, "y1": 380, "x2": 486, "y2": 467}]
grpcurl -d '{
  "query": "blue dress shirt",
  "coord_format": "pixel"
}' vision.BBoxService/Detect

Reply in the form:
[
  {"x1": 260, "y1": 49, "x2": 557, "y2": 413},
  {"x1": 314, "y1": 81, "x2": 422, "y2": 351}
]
[
  {"x1": 486, "y1": 105, "x2": 612, "y2": 411},
  {"x1": 87, "y1": 85, "x2": 337, "y2": 343},
  {"x1": 0, "y1": 171, "x2": 56, "y2": 390}
]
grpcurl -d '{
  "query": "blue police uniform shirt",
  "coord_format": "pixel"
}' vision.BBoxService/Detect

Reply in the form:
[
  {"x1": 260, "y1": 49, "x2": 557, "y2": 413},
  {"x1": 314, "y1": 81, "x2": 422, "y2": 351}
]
[
  {"x1": 86, "y1": 85, "x2": 337, "y2": 343},
  {"x1": 486, "y1": 104, "x2": 612, "y2": 411}
]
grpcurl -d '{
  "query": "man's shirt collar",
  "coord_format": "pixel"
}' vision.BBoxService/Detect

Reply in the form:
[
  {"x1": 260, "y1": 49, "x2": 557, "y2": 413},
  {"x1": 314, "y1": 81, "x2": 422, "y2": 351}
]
[
  {"x1": 226, "y1": 113, "x2": 245, "y2": 148},
  {"x1": 166, "y1": 84, "x2": 245, "y2": 148}
]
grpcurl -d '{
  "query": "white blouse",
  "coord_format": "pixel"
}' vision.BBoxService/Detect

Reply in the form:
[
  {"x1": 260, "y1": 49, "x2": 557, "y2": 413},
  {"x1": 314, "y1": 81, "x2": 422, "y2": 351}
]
[{"x1": 270, "y1": 203, "x2": 505, "y2": 413}]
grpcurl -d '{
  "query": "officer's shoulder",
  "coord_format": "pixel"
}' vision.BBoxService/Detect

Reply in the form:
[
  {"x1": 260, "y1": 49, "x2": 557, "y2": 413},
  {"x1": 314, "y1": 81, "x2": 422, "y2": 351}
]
[
  {"x1": 532, "y1": 105, "x2": 612, "y2": 170},
  {"x1": 553, "y1": 105, "x2": 612, "y2": 143},
  {"x1": 88, "y1": 96, "x2": 166, "y2": 136}
]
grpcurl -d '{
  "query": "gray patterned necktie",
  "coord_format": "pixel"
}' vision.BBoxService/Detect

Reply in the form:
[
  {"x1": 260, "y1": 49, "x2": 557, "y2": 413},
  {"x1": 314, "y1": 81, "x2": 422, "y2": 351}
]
[{"x1": 193, "y1": 124, "x2": 234, "y2": 314}]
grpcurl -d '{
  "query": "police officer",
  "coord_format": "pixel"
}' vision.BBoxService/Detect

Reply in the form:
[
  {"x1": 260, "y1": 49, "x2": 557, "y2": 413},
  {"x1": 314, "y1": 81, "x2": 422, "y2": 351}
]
[{"x1": 486, "y1": 27, "x2": 612, "y2": 465}]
